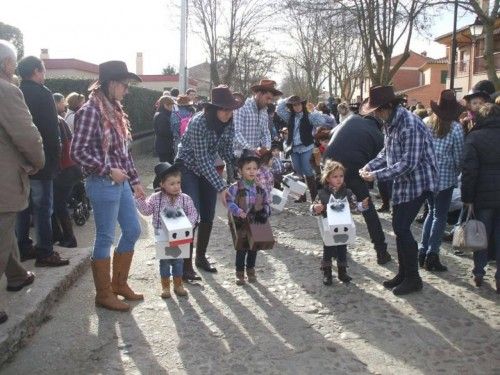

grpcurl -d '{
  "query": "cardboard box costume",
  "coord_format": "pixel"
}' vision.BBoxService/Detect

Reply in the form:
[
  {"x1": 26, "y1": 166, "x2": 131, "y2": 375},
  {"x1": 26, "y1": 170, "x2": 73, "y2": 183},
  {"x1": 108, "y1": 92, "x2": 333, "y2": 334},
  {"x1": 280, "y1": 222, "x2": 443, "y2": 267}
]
[{"x1": 155, "y1": 207, "x2": 193, "y2": 260}]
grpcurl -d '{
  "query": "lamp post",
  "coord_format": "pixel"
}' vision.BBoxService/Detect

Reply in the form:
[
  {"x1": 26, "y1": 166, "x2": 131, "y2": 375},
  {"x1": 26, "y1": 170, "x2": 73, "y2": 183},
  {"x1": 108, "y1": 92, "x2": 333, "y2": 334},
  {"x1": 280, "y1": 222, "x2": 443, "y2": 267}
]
[
  {"x1": 469, "y1": 17, "x2": 484, "y2": 86},
  {"x1": 449, "y1": 0, "x2": 459, "y2": 90},
  {"x1": 179, "y1": 0, "x2": 188, "y2": 94}
]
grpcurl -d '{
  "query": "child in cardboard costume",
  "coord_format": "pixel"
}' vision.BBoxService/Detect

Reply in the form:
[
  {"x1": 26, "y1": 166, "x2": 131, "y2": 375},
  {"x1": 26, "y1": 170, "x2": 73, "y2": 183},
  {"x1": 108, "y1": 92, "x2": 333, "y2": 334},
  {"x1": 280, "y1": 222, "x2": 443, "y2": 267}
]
[
  {"x1": 135, "y1": 162, "x2": 198, "y2": 298},
  {"x1": 227, "y1": 150, "x2": 273, "y2": 285},
  {"x1": 311, "y1": 160, "x2": 368, "y2": 286}
]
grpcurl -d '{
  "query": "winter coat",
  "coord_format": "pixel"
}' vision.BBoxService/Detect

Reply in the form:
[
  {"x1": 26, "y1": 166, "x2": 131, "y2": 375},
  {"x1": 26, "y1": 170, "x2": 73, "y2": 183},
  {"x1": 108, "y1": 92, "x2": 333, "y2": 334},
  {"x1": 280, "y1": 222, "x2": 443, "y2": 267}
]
[
  {"x1": 153, "y1": 106, "x2": 175, "y2": 156},
  {"x1": 19, "y1": 80, "x2": 61, "y2": 180},
  {"x1": 461, "y1": 113, "x2": 500, "y2": 209}
]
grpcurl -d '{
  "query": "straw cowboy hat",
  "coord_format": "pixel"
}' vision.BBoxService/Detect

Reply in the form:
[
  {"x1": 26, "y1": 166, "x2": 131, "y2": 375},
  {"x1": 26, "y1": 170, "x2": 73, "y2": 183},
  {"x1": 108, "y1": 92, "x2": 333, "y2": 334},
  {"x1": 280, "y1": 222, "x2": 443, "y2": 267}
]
[
  {"x1": 360, "y1": 85, "x2": 399, "y2": 115},
  {"x1": 250, "y1": 79, "x2": 283, "y2": 96},
  {"x1": 430, "y1": 89, "x2": 465, "y2": 122},
  {"x1": 89, "y1": 60, "x2": 141, "y2": 91},
  {"x1": 205, "y1": 85, "x2": 244, "y2": 110}
]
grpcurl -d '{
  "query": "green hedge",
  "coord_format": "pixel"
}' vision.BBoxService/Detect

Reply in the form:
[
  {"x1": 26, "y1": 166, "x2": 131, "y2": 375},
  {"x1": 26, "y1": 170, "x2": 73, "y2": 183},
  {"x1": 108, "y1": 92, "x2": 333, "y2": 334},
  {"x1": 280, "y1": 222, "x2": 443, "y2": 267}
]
[{"x1": 44, "y1": 78, "x2": 160, "y2": 135}]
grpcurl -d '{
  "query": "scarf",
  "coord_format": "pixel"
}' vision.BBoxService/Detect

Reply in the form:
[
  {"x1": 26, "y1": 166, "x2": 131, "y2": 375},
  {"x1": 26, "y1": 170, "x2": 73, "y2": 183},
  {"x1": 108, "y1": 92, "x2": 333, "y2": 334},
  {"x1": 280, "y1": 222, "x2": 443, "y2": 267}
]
[{"x1": 89, "y1": 89, "x2": 131, "y2": 153}]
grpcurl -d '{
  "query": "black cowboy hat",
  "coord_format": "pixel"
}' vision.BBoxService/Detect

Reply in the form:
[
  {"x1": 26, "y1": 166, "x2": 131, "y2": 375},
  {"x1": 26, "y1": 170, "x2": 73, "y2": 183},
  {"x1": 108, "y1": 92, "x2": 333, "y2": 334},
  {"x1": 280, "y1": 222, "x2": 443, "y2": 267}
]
[
  {"x1": 153, "y1": 162, "x2": 180, "y2": 189},
  {"x1": 463, "y1": 89, "x2": 491, "y2": 102},
  {"x1": 360, "y1": 85, "x2": 398, "y2": 115},
  {"x1": 250, "y1": 79, "x2": 283, "y2": 96},
  {"x1": 89, "y1": 60, "x2": 142, "y2": 91},
  {"x1": 237, "y1": 149, "x2": 261, "y2": 169},
  {"x1": 205, "y1": 85, "x2": 244, "y2": 110},
  {"x1": 430, "y1": 89, "x2": 465, "y2": 122}
]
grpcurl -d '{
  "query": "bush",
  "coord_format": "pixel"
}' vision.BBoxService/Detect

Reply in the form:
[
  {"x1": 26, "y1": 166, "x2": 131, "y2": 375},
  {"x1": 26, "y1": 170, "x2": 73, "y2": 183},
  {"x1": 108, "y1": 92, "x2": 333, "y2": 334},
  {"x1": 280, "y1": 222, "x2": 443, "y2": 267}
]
[{"x1": 45, "y1": 78, "x2": 160, "y2": 135}]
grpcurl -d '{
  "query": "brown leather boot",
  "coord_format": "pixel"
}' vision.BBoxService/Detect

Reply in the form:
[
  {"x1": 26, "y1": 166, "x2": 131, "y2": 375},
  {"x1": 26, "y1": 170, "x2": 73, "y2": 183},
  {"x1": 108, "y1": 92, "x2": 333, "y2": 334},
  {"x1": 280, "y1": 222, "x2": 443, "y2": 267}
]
[
  {"x1": 161, "y1": 278, "x2": 171, "y2": 299},
  {"x1": 111, "y1": 252, "x2": 144, "y2": 301},
  {"x1": 235, "y1": 271, "x2": 245, "y2": 285},
  {"x1": 91, "y1": 258, "x2": 129, "y2": 311},
  {"x1": 173, "y1": 277, "x2": 188, "y2": 297},
  {"x1": 247, "y1": 268, "x2": 257, "y2": 283}
]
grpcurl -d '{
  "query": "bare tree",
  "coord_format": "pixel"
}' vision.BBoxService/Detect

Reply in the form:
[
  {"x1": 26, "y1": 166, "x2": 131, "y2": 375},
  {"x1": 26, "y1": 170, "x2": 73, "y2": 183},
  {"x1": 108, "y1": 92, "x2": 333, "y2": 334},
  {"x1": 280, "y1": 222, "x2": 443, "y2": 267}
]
[{"x1": 280, "y1": 63, "x2": 311, "y2": 99}]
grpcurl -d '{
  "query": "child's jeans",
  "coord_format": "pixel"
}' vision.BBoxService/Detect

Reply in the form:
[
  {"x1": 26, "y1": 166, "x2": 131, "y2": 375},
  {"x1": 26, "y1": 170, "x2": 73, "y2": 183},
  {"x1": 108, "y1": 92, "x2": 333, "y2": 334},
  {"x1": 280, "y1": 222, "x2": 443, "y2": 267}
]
[
  {"x1": 235, "y1": 250, "x2": 257, "y2": 272},
  {"x1": 160, "y1": 258, "x2": 183, "y2": 278},
  {"x1": 323, "y1": 245, "x2": 347, "y2": 267}
]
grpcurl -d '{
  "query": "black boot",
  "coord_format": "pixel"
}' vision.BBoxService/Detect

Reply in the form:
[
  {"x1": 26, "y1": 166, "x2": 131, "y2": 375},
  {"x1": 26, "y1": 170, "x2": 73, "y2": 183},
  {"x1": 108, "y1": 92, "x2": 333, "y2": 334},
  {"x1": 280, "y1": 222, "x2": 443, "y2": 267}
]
[
  {"x1": 305, "y1": 175, "x2": 318, "y2": 202},
  {"x1": 322, "y1": 267, "x2": 333, "y2": 286},
  {"x1": 337, "y1": 264, "x2": 352, "y2": 283},
  {"x1": 424, "y1": 253, "x2": 448, "y2": 272},
  {"x1": 383, "y1": 242, "x2": 404, "y2": 289},
  {"x1": 58, "y1": 215, "x2": 77, "y2": 248},
  {"x1": 183, "y1": 242, "x2": 202, "y2": 281},
  {"x1": 418, "y1": 251, "x2": 426, "y2": 268},
  {"x1": 376, "y1": 249, "x2": 392, "y2": 265},
  {"x1": 0, "y1": 311, "x2": 7, "y2": 325},
  {"x1": 393, "y1": 242, "x2": 423, "y2": 296},
  {"x1": 195, "y1": 222, "x2": 217, "y2": 273}
]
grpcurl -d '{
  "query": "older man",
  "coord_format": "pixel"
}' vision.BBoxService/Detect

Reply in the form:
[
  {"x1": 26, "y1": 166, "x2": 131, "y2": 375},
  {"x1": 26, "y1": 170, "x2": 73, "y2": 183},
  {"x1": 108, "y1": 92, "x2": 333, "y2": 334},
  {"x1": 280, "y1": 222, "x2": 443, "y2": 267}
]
[{"x1": 0, "y1": 40, "x2": 45, "y2": 324}]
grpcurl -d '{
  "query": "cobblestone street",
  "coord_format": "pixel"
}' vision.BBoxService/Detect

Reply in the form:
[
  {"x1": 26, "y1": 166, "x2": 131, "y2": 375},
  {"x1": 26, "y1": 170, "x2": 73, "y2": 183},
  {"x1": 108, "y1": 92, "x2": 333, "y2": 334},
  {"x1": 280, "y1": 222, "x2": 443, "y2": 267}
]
[{"x1": 2, "y1": 153, "x2": 499, "y2": 375}]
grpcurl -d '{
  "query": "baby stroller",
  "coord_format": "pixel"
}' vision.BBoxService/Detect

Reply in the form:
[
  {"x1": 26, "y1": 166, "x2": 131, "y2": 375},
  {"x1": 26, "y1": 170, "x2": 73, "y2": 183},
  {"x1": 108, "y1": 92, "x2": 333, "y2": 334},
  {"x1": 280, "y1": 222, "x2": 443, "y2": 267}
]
[{"x1": 69, "y1": 180, "x2": 91, "y2": 226}]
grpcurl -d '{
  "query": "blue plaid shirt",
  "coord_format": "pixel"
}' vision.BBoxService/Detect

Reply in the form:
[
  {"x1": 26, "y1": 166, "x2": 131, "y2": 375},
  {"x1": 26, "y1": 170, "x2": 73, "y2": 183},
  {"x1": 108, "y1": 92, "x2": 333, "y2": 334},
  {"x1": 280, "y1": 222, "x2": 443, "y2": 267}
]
[
  {"x1": 367, "y1": 106, "x2": 438, "y2": 205},
  {"x1": 233, "y1": 97, "x2": 271, "y2": 155},
  {"x1": 431, "y1": 122, "x2": 464, "y2": 191},
  {"x1": 176, "y1": 112, "x2": 234, "y2": 192}
]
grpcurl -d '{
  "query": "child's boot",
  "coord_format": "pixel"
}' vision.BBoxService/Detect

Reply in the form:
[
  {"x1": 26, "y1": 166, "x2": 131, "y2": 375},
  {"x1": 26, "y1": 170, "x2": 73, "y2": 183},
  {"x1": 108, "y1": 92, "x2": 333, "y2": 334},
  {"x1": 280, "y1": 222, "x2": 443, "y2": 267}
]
[
  {"x1": 247, "y1": 268, "x2": 257, "y2": 283},
  {"x1": 173, "y1": 277, "x2": 188, "y2": 297},
  {"x1": 321, "y1": 261, "x2": 333, "y2": 285},
  {"x1": 161, "y1": 278, "x2": 171, "y2": 299},
  {"x1": 235, "y1": 271, "x2": 246, "y2": 286},
  {"x1": 337, "y1": 264, "x2": 352, "y2": 283}
]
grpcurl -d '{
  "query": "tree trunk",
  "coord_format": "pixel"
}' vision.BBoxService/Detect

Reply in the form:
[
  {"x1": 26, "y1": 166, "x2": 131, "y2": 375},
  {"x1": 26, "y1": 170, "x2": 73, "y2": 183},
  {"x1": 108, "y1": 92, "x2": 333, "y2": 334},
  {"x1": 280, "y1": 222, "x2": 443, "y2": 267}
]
[{"x1": 482, "y1": 20, "x2": 500, "y2": 90}]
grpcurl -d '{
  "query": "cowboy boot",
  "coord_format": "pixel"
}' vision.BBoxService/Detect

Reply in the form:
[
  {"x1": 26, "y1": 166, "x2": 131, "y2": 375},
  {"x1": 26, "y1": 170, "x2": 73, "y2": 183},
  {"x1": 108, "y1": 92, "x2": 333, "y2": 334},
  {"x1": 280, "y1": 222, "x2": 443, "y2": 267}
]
[
  {"x1": 337, "y1": 264, "x2": 352, "y2": 283},
  {"x1": 58, "y1": 215, "x2": 77, "y2": 248},
  {"x1": 305, "y1": 175, "x2": 318, "y2": 202},
  {"x1": 383, "y1": 240, "x2": 405, "y2": 289},
  {"x1": 247, "y1": 268, "x2": 257, "y2": 283},
  {"x1": 393, "y1": 242, "x2": 423, "y2": 296},
  {"x1": 195, "y1": 223, "x2": 217, "y2": 273},
  {"x1": 173, "y1": 276, "x2": 188, "y2": 297},
  {"x1": 183, "y1": 242, "x2": 201, "y2": 281},
  {"x1": 161, "y1": 278, "x2": 171, "y2": 299},
  {"x1": 111, "y1": 252, "x2": 144, "y2": 301},
  {"x1": 91, "y1": 258, "x2": 129, "y2": 311},
  {"x1": 235, "y1": 271, "x2": 245, "y2": 286}
]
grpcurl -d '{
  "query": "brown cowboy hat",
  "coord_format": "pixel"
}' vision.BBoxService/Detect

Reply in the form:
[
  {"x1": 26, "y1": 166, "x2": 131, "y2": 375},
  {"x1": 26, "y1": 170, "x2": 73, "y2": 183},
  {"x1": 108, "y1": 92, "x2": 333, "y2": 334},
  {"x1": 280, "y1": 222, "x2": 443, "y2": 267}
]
[
  {"x1": 360, "y1": 85, "x2": 398, "y2": 115},
  {"x1": 176, "y1": 94, "x2": 192, "y2": 106},
  {"x1": 286, "y1": 95, "x2": 307, "y2": 106},
  {"x1": 89, "y1": 60, "x2": 142, "y2": 91},
  {"x1": 205, "y1": 85, "x2": 244, "y2": 110},
  {"x1": 250, "y1": 79, "x2": 283, "y2": 96},
  {"x1": 430, "y1": 89, "x2": 465, "y2": 122}
]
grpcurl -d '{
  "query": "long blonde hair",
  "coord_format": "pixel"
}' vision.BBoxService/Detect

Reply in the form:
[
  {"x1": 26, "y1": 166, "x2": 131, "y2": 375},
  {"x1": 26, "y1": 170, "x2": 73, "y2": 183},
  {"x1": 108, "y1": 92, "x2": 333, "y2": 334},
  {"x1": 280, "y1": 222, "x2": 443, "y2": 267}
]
[
  {"x1": 321, "y1": 160, "x2": 346, "y2": 185},
  {"x1": 428, "y1": 113, "x2": 452, "y2": 138}
]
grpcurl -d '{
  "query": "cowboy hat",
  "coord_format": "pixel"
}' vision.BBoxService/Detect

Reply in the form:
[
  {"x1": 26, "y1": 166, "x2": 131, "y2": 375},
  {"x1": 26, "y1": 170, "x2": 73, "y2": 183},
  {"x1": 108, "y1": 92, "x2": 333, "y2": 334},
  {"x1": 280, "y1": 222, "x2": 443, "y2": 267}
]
[
  {"x1": 286, "y1": 95, "x2": 307, "y2": 106},
  {"x1": 176, "y1": 95, "x2": 193, "y2": 106},
  {"x1": 463, "y1": 88, "x2": 491, "y2": 102},
  {"x1": 360, "y1": 85, "x2": 398, "y2": 115},
  {"x1": 153, "y1": 162, "x2": 180, "y2": 189},
  {"x1": 250, "y1": 79, "x2": 283, "y2": 96},
  {"x1": 89, "y1": 60, "x2": 141, "y2": 91},
  {"x1": 430, "y1": 90, "x2": 464, "y2": 122},
  {"x1": 237, "y1": 149, "x2": 261, "y2": 169},
  {"x1": 205, "y1": 85, "x2": 244, "y2": 110}
]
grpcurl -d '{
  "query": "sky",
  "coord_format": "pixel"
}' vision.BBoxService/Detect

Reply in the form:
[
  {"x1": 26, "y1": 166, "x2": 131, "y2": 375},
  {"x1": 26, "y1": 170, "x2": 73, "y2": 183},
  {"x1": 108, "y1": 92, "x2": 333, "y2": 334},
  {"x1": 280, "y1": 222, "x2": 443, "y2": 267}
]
[{"x1": 2, "y1": 0, "x2": 476, "y2": 77}]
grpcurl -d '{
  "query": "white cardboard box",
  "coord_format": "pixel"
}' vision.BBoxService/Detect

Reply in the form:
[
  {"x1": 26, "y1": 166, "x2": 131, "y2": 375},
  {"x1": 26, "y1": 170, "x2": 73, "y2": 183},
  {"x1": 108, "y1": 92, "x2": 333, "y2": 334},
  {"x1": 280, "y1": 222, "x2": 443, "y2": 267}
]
[
  {"x1": 326, "y1": 195, "x2": 356, "y2": 245},
  {"x1": 155, "y1": 208, "x2": 193, "y2": 260},
  {"x1": 270, "y1": 188, "x2": 289, "y2": 212},
  {"x1": 282, "y1": 174, "x2": 307, "y2": 200}
]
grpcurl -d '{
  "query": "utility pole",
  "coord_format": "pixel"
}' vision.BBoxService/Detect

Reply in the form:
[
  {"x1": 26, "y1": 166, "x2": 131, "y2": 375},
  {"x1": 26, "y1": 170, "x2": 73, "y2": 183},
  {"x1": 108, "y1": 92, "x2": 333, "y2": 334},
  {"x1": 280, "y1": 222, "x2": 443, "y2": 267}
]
[
  {"x1": 179, "y1": 0, "x2": 188, "y2": 93},
  {"x1": 449, "y1": 0, "x2": 459, "y2": 90}
]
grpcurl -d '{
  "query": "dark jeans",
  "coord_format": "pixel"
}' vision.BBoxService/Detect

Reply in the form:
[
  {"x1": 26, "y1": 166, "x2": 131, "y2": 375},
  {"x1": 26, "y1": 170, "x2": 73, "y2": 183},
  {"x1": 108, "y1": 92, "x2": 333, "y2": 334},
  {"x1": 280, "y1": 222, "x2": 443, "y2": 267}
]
[
  {"x1": 323, "y1": 245, "x2": 347, "y2": 267},
  {"x1": 16, "y1": 179, "x2": 54, "y2": 259},
  {"x1": 180, "y1": 164, "x2": 217, "y2": 224},
  {"x1": 378, "y1": 179, "x2": 393, "y2": 205},
  {"x1": 158, "y1": 152, "x2": 174, "y2": 163},
  {"x1": 236, "y1": 250, "x2": 257, "y2": 272},
  {"x1": 472, "y1": 208, "x2": 500, "y2": 280},
  {"x1": 53, "y1": 173, "x2": 78, "y2": 225},
  {"x1": 346, "y1": 175, "x2": 387, "y2": 253},
  {"x1": 392, "y1": 193, "x2": 430, "y2": 253}
]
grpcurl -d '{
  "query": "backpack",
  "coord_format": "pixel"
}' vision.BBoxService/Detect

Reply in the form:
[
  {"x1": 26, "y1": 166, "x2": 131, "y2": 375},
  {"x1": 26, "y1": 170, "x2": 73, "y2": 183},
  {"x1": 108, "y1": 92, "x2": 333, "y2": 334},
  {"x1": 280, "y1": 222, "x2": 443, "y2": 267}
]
[{"x1": 176, "y1": 112, "x2": 192, "y2": 137}]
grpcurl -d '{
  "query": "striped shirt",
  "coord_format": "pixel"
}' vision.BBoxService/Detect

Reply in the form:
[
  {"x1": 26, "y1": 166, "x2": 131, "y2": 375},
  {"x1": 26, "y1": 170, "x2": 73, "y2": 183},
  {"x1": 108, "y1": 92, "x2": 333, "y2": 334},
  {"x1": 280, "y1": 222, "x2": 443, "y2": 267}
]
[
  {"x1": 367, "y1": 106, "x2": 438, "y2": 205},
  {"x1": 233, "y1": 97, "x2": 271, "y2": 155}
]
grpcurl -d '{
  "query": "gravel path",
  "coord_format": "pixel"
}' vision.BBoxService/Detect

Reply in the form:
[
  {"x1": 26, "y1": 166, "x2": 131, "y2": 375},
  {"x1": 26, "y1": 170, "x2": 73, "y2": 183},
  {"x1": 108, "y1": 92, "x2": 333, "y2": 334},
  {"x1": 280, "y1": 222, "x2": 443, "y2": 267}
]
[{"x1": 2, "y1": 153, "x2": 499, "y2": 375}]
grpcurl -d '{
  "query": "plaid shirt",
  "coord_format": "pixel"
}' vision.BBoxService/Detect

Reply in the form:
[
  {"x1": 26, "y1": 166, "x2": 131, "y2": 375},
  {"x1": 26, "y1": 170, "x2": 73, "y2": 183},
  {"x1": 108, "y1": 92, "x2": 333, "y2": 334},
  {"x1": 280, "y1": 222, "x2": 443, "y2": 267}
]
[
  {"x1": 176, "y1": 111, "x2": 234, "y2": 192},
  {"x1": 367, "y1": 106, "x2": 438, "y2": 205},
  {"x1": 271, "y1": 156, "x2": 284, "y2": 175},
  {"x1": 135, "y1": 192, "x2": 198, "y2": 229},
  {"x1": 431, "y1": 122, "x2": 464, "y2": 191},
  {"x1": 71, "y1": 99, "x2": 140, "y2": 185},
  {"x1": 256, "y1": 166, "x2": 274, "y2": 196},
  {"x1": 227, "y1": 180, "x2": 271, "y2": 217},
  {"x1": 233, "y1": 97, "x2": 271, "y2": 154}
]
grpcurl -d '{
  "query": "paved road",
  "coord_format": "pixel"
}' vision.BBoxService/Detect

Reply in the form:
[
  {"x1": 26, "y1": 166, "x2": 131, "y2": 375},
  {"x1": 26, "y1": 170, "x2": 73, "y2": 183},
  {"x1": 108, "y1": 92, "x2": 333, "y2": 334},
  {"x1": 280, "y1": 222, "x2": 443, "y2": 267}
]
[{"x1": 2, "y1": 154, "x2": 499, "y2": 375}]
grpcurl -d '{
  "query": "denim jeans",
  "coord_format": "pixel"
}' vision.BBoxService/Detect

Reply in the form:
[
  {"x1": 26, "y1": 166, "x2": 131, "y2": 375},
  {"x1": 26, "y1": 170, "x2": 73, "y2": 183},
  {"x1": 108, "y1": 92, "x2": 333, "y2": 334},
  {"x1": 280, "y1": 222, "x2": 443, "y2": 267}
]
[
  {"x1": 472, "y1": 208, "x2": 500, "y2": 280},
  {"x1": 160, "y1": 258, "x2": 183, "y2": 278},
  {"x1": 16, "y1": 179, "x2": 54, "y2": 259},
  {"x1": 323, "y1": 245, "x2": 347, "y2": 266},
  {"x1": 291, "y1": 148, "x2": 314, "y2": 177},
  {"x1": 420, "y1": 187, "x2": 454, "y2": 255},
  {"x1": 85, "y1": 176, "x2": 141, "y2": 260},
  {"x1": 180, "y1": 164, "x2": 217, "y2": 224},
  {"x1": 392, "y1": 193, "x2": 430, "y2": 252},
  {"x1": 235, "y1": 250, "x2": 257, "y2": 272}
]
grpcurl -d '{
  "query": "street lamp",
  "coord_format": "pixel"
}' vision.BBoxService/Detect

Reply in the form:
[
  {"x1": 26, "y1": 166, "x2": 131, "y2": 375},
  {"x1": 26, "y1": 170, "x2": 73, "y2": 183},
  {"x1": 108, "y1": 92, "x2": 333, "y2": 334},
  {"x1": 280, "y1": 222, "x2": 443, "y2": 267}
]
[{"x1": 469, "y1": 17, "x2": 484, "y2": 37}]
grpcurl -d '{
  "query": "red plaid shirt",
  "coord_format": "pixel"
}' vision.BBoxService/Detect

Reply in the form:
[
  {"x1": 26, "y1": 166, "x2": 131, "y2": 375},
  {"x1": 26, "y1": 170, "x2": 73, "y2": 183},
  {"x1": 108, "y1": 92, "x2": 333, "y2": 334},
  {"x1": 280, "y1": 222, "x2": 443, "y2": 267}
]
[{"x1": 71, "y1": 99, "x2": 140, "y2": 185}]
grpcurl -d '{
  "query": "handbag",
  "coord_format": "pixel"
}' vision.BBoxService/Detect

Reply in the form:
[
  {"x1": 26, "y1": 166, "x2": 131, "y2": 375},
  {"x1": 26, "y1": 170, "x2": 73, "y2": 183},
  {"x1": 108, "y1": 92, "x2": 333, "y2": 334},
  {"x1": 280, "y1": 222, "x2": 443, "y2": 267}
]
[{"x1": 452, "y1": 206, "x2": 488, "y2": 252}]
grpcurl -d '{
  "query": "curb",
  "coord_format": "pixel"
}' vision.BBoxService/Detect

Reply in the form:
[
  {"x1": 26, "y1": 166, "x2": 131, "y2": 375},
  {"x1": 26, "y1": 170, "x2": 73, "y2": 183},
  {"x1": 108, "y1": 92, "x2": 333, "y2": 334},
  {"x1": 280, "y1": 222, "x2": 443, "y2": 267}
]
[{"x1": 0, "y1": 247, "x2": 91, "y2": 367}]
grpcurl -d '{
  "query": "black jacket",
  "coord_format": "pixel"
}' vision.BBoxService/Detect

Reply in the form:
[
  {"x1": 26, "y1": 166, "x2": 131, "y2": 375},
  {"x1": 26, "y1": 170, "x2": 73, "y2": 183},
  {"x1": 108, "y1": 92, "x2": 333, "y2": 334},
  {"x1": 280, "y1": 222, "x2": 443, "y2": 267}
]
[
  {"x1": 287, "y1": 112, "x2": 314, "y2": 148},
  {"x1": 324, "y1": 115, "x2": 384, "y2": 177},
  {"x1": 153, "y1": 107, "x2": 174, "y2": 156},
  {"x1": 20, "y1": 80, "x2": 61, "y2": 180},
  {"x1": 461, "y1": 114, "x2": 500, "y2": 209}
]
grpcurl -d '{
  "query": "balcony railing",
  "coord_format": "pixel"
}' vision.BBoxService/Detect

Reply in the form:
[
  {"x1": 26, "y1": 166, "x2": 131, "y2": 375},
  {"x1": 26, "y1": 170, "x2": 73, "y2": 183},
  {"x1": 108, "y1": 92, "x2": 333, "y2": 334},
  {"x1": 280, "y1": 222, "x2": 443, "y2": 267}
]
[{"x1": 473, "y1": 52, "x2": 500, "y2": 74}]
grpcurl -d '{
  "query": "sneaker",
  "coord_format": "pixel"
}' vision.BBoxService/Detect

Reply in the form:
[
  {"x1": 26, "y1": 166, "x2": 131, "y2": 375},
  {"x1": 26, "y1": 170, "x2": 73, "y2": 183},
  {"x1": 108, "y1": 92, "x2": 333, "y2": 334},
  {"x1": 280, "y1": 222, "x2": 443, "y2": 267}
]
[{"x1": 35, "y1": 251, "x2": 70, "y2": 267}]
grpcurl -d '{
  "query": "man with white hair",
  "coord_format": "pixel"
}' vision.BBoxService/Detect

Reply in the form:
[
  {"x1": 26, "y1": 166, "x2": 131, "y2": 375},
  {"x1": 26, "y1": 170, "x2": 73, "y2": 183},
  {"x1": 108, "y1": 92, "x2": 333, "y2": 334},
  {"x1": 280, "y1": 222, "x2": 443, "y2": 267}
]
[{"x1": 0, "y1": 40, "x2": 45, "y2": 324}]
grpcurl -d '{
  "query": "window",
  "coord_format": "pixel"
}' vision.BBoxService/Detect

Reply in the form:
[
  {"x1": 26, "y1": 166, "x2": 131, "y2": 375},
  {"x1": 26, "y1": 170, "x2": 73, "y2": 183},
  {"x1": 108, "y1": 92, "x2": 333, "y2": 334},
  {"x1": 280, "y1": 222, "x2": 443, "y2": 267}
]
[{"x1": 440, "y1": 70, "x2": 448, "y2": 84}]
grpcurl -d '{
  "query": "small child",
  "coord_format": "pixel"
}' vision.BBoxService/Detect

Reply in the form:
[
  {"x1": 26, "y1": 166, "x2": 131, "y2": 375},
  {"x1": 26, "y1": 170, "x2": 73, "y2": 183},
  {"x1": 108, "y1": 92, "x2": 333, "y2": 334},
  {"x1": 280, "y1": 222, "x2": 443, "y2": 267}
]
[
  {"x1": 256, "y1": 148, "x2": 274, "y2": 197},
  {"x1": 227, "y1": 150, "x2": 271, "y2": 285},
  {"x1": 270, "y1": 143, "x2": 285, "y2": 189},
  {"x1": 311, "y1": 160, "x2": 368, "y2": 286},
  {"x1": 135, "y1": 162, "x2": 198, "y2": 298}
]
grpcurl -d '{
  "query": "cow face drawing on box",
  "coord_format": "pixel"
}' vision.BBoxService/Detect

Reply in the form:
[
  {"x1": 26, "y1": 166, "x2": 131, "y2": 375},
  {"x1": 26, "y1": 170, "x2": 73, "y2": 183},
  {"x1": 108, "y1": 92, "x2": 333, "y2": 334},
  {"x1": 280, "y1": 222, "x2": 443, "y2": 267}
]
[
  {"x1": 326, "y1": 195, "x2": 356, "y2": 245},
  {"x1": 160, "y1": 208, "x2": 193, "y2": 247}
]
